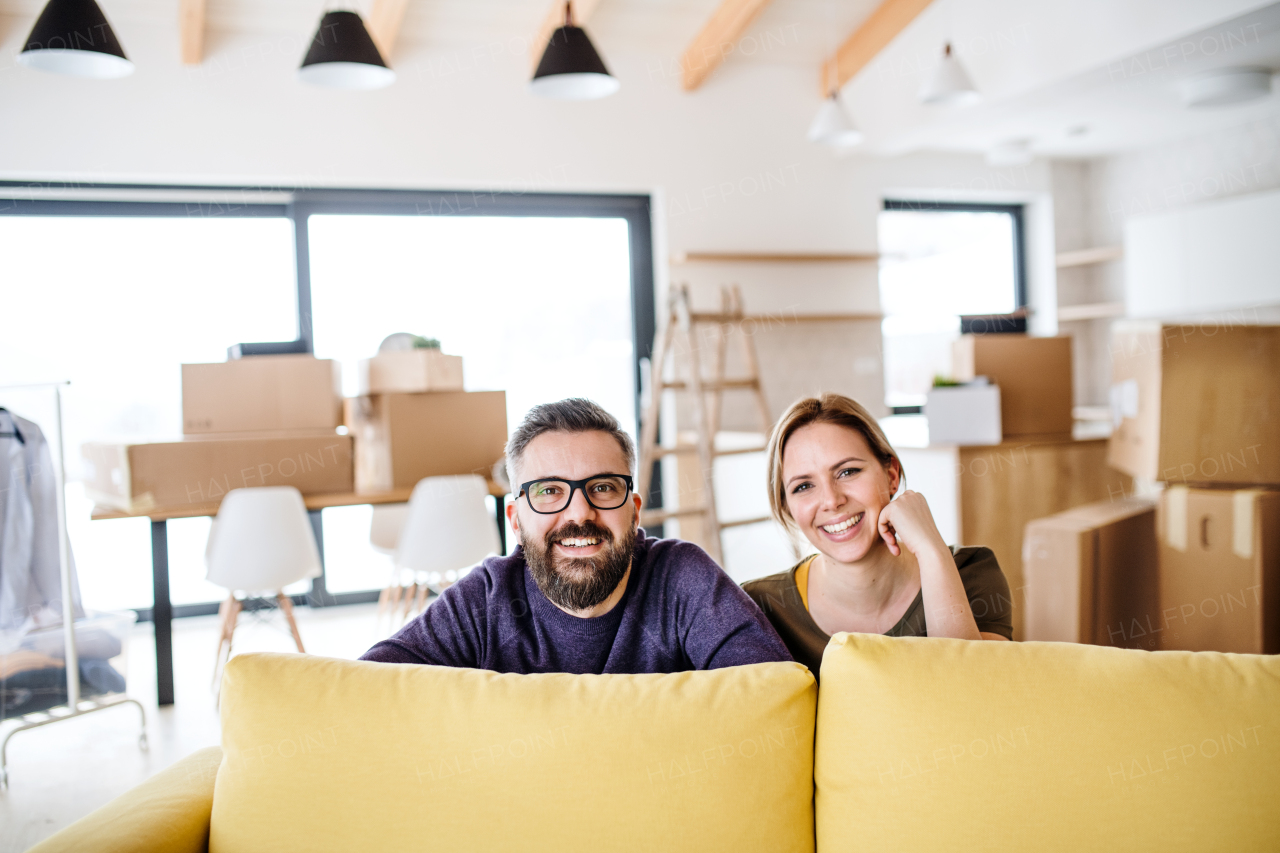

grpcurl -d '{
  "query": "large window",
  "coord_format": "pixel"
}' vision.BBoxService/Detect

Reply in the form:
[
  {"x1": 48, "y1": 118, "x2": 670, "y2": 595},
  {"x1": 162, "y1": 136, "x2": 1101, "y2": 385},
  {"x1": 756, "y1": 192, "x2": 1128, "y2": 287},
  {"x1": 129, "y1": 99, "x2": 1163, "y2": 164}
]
[
  {"x1": 0, "y1": 211, "x2": 298, "y2": 612},
  {"x1": 0, "y1": 186, "x2": 654, "y2": 616},
  {"x1": 878, "y1": 201, "x2": 1025, "y2": 409}
]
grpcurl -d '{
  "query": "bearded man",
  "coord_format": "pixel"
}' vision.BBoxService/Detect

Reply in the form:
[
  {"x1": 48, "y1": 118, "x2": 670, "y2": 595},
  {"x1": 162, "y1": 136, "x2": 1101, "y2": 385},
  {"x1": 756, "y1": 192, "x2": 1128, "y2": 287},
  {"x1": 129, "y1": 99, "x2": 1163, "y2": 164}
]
[{"x1": 360, "y1": 398, "x2": 791, "y2": 673}]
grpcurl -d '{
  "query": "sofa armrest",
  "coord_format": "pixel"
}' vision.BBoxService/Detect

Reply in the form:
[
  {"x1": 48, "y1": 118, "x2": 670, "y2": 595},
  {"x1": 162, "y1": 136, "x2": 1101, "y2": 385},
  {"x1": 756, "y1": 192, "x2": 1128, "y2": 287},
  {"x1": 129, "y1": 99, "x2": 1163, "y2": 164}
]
[{"x1": 28, "y1": 746, "x2": 223, "y2": 853}]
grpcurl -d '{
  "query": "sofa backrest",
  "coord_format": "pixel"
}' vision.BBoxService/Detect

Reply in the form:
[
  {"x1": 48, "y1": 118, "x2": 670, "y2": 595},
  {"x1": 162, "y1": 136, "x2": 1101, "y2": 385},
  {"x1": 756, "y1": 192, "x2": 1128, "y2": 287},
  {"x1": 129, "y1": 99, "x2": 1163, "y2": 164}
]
[
  {"x1": 816, "y1": 633, "x2": 1280, "y2": 850},
  {"x1": 212, "y1": 653, "x2": 817, "y2": 853}
]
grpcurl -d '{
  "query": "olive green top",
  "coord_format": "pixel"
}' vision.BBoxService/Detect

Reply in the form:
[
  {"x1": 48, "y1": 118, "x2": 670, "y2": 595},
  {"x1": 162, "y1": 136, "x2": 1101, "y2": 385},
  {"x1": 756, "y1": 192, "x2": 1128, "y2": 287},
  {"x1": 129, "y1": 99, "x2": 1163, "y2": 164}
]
[{"x1": 743, "y1": 547, "x2": 1013, "y2": 681}]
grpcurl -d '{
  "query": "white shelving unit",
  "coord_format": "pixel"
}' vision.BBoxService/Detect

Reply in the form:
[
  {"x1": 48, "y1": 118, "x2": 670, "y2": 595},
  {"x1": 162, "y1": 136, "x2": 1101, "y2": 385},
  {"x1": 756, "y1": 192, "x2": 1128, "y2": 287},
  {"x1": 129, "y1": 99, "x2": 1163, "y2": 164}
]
[{"x1": 1056, "y1": 245, "x2": 1125, "y2": 323}]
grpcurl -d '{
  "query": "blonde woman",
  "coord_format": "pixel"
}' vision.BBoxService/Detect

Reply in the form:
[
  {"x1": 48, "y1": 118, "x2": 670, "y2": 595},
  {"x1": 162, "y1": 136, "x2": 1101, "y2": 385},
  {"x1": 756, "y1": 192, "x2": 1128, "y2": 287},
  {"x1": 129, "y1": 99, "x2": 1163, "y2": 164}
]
[{"x1": 744, "y1": 394, "x2": 1011, "y2": 679}]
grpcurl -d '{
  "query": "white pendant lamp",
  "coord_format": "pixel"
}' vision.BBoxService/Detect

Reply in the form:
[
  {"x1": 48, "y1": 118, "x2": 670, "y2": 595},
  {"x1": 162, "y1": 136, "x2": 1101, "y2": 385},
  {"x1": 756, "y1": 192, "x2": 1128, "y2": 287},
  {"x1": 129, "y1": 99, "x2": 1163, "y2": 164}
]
[
  {"x1": 298, "y1": 9, "x2": 395, "y2": 90},
  {"x1": 1177, "y1": 67, "x2": 1272, "y2": 108},
  {"x1": 919, "y1": 43, "x2": 979, "y2": 106},
  {"x1": 530, "y1": 1, "x2": 619, "y2": 100},
  {"x1": 808, "y1": 92, "x2": 863, "y2": 147},
  {"x1": 17, "y1": 0, "x2": 133, "y2": 79},
  {"x1": 986, "y1": 139, "x2": 1034, "y2": 167}
]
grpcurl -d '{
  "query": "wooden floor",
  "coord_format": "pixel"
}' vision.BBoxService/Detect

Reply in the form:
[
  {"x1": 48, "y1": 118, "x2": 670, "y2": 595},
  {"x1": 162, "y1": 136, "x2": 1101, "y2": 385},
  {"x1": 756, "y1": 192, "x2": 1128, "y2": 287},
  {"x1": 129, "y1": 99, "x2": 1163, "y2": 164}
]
[{"x1": 1, "y1": 603, "x2": 386, "y2": 852}]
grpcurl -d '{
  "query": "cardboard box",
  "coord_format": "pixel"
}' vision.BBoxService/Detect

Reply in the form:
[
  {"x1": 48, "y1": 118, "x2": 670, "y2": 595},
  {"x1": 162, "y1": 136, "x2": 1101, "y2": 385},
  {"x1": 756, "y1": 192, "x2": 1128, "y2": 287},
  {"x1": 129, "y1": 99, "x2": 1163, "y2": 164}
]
[
  {"x1": 358, "y1": 350, "x2": 464, "y2": 395},
  {"x1": 952, "y1": 334, "x2": 1073, "y2": 437},
  {"x1": 345, "y1": 391, "x2": 508, "y2": 492},
  {"x1": 83, "y1": 434, "x2": 354, "y2": 514},
  {"x1": 1157, "y1": 485, "x2": 1279, "y2": 654},
  {"x1": 1108, "y1": 322, "x2": 1280, "y2": 485},
  {"x1": 1023, "y1": 498, "x2": 1159, "y2": 648},
  {"x1": 925, "y1": 383, "x2": 1002, "y2": 445},
  {"x1": 182, "y1": 355, "x2": 342, "y2": 435}
]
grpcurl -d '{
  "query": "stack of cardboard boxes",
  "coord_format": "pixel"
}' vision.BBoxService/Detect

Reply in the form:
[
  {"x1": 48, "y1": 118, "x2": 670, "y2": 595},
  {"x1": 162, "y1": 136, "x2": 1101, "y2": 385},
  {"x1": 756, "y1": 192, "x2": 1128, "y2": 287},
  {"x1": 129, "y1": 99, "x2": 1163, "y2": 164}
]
[
  {"x1": 1025, "y1": 322, "x2": 1280, "y2": 654},
  {"x1": 927, "y1": 334, "x2": 1075, "y2": 444},
  {"x1": 83, "y1": 346, "x2": 512, "y2": 514},
  {"x1": 84, "y1": 355, "x2": 355, "y2": 514},
  {"x1": 343, "y1": 348, "x2": 508, "y2": 493}
]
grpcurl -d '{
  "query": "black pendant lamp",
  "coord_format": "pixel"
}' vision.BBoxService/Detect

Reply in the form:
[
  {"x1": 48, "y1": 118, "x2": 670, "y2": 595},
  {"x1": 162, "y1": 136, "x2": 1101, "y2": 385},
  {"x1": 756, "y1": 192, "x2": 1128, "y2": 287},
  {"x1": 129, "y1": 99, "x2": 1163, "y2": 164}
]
[
  {"x1": 531, "y1": 1, "x2": 619, "y2": 100},
  {"x1": 17, "y1": 0, "x2": 133, "y2": 79},
  {"x1": 298, "y1": 9, "x2": 395, "y2": 90}
]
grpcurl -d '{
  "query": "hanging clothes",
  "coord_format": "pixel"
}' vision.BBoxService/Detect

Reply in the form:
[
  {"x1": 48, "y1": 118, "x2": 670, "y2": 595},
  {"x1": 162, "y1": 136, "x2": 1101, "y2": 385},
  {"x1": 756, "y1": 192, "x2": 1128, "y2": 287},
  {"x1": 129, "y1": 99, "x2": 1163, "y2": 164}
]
[{"x1": 0, "y1": 408, "x2": 83, "y2": 636}]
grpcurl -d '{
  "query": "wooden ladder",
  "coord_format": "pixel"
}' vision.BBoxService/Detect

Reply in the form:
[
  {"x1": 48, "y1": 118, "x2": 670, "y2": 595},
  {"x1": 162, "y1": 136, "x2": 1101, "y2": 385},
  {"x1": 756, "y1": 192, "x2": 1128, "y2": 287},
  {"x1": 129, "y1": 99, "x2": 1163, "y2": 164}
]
[{"x1": 637, "y1": 284, "x2": 774, "y2": 564}]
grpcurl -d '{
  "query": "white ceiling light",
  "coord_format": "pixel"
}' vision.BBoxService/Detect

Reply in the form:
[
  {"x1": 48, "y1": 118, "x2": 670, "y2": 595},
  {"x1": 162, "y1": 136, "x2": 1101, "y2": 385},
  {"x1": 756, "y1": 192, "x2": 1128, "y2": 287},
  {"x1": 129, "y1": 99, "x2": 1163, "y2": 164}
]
[
  {"x1": 1177, "y1": 67, "x2": 1272, "y2": 108},
  {"x1": 919, "y1": 43, "x2": 979, "y2": 106},
  {"x1": 986, "y1": 139, "x2": 1033, "y2": 167},
  {"x1": 808, "y1": 92, "x2": 863, "y2": 147}
]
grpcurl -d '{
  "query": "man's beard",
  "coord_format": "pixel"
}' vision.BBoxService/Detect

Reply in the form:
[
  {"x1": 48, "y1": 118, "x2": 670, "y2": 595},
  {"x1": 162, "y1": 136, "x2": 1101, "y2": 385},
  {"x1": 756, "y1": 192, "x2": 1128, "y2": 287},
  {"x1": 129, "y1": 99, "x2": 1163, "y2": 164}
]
[{"x1": 522, "y1": 517, "x2": 637, "y2": 612}]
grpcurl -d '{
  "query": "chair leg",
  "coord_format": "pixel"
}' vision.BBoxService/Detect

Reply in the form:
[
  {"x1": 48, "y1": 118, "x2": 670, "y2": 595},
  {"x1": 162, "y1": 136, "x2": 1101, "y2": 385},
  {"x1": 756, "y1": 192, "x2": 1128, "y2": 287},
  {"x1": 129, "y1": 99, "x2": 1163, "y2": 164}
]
[
  {"x1": 277, "y1": 592, "x2": 306, "y2": 653},
  {"x1": 214, "y1": 596, "x2": 241, "y2": 705},
  {"x1": 385, "y1": 582, "x2": 403, "y2": 619},
  {"x1": 412, "y1": 580, "x2": 430, "y2": 616},
  {"x1": 212, "y1": 594, "x2": 232, "y2": 690},
  {"x1": 225, "y1": 597, "x2": 242, "y2": 661}
]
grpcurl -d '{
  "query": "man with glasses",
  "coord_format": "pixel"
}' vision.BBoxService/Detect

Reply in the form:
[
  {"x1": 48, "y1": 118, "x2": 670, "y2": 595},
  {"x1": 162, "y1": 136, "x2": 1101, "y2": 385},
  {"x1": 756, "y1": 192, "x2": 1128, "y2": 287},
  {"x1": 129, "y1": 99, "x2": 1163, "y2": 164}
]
[{"x1": 361, "y1": 398, "x2": 791, "y2": 673}]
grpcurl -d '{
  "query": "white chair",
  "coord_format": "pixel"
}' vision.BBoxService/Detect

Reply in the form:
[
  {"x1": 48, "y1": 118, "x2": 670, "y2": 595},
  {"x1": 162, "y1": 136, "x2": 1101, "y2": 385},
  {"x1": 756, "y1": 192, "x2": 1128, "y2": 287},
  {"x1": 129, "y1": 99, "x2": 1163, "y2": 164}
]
[
  {"x1": 389, "y1": 476, "x2": 500, "y2": 622},
  {"x1": 370, "y1": 503, "x2": 411, "y2": 622},
  {"x1": 370, "y1": 503, "x2": 411, "y2": 555},
  {"x1": 206, "y1": 487, "x2": 321, "y2": 685}
]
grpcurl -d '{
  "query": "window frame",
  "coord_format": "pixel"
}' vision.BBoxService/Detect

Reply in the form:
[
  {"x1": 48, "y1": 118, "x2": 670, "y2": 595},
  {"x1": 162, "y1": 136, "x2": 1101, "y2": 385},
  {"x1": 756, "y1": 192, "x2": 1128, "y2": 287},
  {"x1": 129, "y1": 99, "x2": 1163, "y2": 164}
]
[
  {"x1": 0, "y1": 181, "x2": 657, "y2": 618},
  {"x1": 880, "y1": 199, "x2": 1028, "y2": 311}
]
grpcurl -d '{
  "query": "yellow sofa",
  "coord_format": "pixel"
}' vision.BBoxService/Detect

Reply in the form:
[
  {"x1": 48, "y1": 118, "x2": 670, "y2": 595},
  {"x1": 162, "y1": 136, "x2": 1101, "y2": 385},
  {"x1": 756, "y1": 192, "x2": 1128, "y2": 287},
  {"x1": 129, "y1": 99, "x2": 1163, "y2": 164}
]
[{"x1": 31, "y1": 634, "x2": 1280, "y2": 852}]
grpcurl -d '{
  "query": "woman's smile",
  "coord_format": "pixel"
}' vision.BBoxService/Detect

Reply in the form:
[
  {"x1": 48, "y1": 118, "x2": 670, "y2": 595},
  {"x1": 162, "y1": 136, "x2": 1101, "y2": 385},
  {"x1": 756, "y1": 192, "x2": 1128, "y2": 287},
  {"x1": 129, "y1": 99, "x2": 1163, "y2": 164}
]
[{"x1": 818, "y1": 511, "x2": 865, "y2": 541}]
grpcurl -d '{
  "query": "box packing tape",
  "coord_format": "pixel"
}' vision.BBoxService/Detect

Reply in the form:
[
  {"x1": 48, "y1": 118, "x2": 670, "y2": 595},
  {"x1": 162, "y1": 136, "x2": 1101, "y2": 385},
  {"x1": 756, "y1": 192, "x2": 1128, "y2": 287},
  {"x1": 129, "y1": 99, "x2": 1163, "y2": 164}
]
[
  {"x1": 1233, "y1": 490, "x2": 1259, "y2": 560},
  {"x1": 1164, "y1": 485, "x2": 1188, "y2": 552}
]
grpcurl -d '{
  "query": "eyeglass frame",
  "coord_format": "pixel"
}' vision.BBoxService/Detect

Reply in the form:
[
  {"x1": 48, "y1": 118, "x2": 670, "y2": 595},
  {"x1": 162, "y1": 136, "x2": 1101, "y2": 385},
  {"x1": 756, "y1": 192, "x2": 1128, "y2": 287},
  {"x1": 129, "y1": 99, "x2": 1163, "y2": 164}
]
[{"x1": 517, "y1": 474, "x2": 635, "y2": 515}]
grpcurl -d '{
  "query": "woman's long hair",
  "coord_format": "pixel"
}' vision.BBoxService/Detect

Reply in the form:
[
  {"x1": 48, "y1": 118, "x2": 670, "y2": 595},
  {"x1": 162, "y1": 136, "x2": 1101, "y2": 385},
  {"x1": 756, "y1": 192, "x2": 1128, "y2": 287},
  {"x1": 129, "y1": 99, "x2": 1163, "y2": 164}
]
[{"x1": 765, "y1": 393, "x2": 903, "y2": 536}]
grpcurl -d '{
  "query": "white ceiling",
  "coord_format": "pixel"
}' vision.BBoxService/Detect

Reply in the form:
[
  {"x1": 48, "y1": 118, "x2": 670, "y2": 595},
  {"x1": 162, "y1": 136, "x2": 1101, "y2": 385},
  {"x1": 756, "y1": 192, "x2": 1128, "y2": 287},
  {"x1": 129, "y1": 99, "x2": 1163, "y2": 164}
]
[
  {"x1": 851, "y1": 0, "x2": 1280, "y2": 158},
  {"x1": 0, "y1": 0, "x2": 1274, "y2": 158}
]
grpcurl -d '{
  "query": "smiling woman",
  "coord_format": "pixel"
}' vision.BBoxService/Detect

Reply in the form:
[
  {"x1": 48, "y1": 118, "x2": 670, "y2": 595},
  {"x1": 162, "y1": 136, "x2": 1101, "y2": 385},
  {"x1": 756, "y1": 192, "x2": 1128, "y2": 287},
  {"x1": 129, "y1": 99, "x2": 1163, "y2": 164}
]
[{"x1": 743, "y1": 393, "x2": 1012, "y2": 681}]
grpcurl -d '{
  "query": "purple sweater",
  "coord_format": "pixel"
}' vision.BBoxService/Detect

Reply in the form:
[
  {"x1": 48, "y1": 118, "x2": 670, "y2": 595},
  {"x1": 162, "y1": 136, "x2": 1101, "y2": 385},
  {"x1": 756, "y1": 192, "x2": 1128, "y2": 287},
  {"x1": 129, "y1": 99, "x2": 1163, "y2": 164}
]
[{"x1": 361, "y1": 533, "x2": 792, "y2": 674}]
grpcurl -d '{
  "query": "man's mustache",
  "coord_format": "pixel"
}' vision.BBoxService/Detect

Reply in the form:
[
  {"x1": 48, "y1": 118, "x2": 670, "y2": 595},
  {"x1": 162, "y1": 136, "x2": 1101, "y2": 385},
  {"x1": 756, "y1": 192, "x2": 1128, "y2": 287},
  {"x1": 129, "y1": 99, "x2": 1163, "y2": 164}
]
[{"x1": 545, "y1": 521, "x2": 614, "y2": 548}]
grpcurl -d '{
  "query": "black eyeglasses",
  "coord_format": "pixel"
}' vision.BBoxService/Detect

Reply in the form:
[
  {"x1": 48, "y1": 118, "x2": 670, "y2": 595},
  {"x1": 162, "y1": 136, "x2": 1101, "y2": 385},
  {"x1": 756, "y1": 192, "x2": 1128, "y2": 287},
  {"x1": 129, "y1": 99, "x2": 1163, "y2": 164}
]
[{"x1": 518, "y1": 475, "x2": 634, "y2": 514}]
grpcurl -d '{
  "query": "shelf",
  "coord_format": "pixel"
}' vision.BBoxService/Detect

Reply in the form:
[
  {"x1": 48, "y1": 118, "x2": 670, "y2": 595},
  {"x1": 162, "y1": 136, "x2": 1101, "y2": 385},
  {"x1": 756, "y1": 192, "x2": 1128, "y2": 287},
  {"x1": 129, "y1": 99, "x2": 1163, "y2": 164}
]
[
  {"x1": 1057, "y1": 301, "x2": 1125, "y2": 322},
  {"x1": 671, "y1": 251, "x2": 879, "y2": 264},
  {"x1": 1055, "y1": 246, "x2": 1123, "y2": 268},
  {"x1": 687, "y1": 311, "x2": 882, "y2": 323}
]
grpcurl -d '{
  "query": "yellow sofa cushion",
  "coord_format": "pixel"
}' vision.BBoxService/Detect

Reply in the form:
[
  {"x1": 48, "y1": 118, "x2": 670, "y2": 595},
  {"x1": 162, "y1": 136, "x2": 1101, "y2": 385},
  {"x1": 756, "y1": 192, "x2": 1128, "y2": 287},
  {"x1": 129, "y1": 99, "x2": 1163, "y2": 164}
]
[
  {"x1": 28, "y1": 746, "x2": 222, "y2": 853},
  {"x1": 816, "y1": 634, "x2": 1280, "y2": 851},
  {"x1": 213, "y1": 653, "x2": 816, "y2": 853}
]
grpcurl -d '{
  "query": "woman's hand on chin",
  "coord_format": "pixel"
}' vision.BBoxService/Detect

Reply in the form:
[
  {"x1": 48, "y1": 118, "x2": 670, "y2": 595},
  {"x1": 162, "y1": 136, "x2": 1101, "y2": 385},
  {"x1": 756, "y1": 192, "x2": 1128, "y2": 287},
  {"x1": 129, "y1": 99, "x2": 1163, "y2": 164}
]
[{"x1": 876, "y1": 490, "x2": 948, "y2": 558}]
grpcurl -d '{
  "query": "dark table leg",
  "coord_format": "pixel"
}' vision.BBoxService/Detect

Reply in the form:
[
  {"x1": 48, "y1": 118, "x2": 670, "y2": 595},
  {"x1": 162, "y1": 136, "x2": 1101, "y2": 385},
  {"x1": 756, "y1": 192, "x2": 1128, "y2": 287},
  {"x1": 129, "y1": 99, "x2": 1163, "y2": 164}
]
[
  {"x1": 494, "y1": 495, "x2": 507, "y2": 555},
  {"x1": 150, "y1": 519, "x2": 174, "y2": 706}
]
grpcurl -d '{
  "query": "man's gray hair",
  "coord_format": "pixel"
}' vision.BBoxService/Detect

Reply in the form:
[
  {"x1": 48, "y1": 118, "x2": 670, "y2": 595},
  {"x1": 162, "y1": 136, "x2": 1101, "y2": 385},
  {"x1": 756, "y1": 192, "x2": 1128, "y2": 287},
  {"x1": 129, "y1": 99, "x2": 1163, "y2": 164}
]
[{"x1": 505, "y1": 398, "x2": 636, "y2": 488}]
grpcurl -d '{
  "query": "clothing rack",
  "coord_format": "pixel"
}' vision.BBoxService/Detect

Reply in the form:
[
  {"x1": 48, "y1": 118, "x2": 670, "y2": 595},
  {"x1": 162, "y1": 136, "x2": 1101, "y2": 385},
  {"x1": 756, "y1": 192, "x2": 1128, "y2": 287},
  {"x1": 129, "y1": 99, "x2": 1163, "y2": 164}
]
[{"x1": 0, "y1": 381, "x2": 147, "y2": 789}]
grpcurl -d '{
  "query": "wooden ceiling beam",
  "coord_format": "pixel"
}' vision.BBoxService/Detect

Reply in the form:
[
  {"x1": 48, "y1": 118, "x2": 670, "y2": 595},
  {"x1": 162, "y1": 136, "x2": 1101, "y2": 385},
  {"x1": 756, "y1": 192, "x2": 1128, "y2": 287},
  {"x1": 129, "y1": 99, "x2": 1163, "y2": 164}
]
[
  {"x1": 368, "y1": 0, "x2": 410, "y2": 61},
  {"x1": 680, "y1": 0, "x2": 775, "y2": 92},
  {"x1": 179, "y1": 0, "x2": 205, "y2": 65},
  {"x1": 530, "y1": 0, "x2": 605, "y2": 73},
  {"x1": 819, "y1": 0, "x2": 934, "y2": 96}
]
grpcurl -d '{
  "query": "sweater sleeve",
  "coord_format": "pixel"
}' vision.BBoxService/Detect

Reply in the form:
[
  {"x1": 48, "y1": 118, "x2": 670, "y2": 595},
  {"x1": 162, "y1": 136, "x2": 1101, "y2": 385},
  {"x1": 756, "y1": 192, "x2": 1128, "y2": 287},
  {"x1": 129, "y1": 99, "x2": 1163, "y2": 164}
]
[
  {"x1": 954, "y1": 546, "x2": 1014, "y2": 640},
  {"x1": 359, "y1": 569, "x2": 487, "y2": 667},
  {"x1": 668, "y1": 542, "x2": 794, "y2": 669}
]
